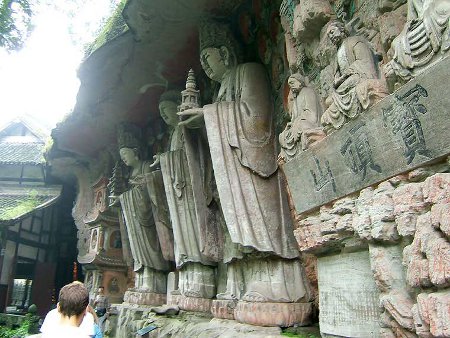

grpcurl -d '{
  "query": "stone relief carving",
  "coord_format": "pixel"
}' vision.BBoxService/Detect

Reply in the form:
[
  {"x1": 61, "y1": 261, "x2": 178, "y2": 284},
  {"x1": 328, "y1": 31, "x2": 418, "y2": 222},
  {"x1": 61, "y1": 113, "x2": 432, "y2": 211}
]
[
  {"x1": 384, "y1": 0, "x2": 450, "y2": 86},
  {"x1": 178, "y1": 20, "x2": 312, "y2": 325},
  {"x1": 320, "y1": 20, "x2": 389, "y2": 132},
  {"x1": 279, "y1": 73, "x2": 326, "y2": 162},
  {"x1": 112, "y1": 123, "x2": 170, "y2": 293}
]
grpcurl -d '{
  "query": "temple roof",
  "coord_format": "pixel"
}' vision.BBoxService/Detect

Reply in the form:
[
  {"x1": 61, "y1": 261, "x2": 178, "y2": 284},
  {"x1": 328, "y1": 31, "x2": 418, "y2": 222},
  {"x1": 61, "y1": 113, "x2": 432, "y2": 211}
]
[
  {"x1": 0, "y1": 185, "x2": 62, "y2": 224},
  {"x1": 51, "y1": 0, "x2": 244, "y2": 157}
]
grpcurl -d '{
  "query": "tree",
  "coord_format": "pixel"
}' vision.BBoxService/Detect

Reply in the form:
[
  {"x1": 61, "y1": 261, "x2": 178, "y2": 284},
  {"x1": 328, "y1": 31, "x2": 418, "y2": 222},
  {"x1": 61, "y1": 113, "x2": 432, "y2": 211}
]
[{"x1": 0, "y1": 0, "x2": 33, "y2": 51}]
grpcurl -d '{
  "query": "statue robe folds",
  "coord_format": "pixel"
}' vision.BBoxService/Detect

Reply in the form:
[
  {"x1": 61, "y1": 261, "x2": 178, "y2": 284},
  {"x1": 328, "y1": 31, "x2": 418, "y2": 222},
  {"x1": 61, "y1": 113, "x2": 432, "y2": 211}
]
[
  {"x1": 203, "y1": 63, "x2": 300, "y2": 260},
  {"x1": 160, "y1": 127, "x2": 219, "y2": 269},
  {"x1": 119, "y1": 162, "x2": 170, "y2": 291}
]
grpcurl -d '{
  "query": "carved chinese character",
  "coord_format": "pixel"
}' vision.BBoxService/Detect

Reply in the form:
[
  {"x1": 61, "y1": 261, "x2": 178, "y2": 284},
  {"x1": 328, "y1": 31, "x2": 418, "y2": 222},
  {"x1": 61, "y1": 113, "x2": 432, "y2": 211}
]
[
  {"x1": 310, "y1": 155, "x2": 337, "y2": 193},
  {"x1": 340, "y1": 122, "x2": 381, "y2": 180},
  {"x1": 382, "y1": 84, "x2": 432, "y2": 164}
]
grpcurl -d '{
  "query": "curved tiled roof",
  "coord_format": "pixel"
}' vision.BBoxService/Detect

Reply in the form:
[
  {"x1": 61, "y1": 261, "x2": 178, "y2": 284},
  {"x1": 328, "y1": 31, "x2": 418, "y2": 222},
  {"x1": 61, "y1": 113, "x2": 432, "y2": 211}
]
[{"x1": 0, "y1": 137, "x2": 45, "y2": 165}]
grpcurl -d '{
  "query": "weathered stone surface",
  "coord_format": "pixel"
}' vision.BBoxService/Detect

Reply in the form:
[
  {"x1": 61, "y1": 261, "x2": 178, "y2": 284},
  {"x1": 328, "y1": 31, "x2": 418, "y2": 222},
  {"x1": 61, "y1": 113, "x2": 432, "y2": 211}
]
[
  {"x1": 169, "y1": 294, "x2": 213, "y2": 313},
  {"x1": 147, "y1": 314, "x2": 284, "y2": 337},
  {"x1": 431, "y1": 203, "x2": 450, "y2": 238},
  {"x1": 412, "y1": 291, "x2": 450, "y2": 338},
  {"x1": 370, "y1": 181, "x2": 399, "y2": 241},
  {"x1": 292, "y1": 0, "x2": 332, "y2": 42},
  {"x1": 423, "y1": 173, "x2": 450, "y2": 205},
  {"x1": 283, "y1": 57, "x2": 450, "y2": 214},
  {"x1": 318, "y1": 251, "x2": 381, "y2": 337},
  {"x1": 393, "y1": 182, "x2": 427, "y2": 237},
  {"x1": 234, "y1": 301, "x2": 313, "y2": 327},
  {"x1": 404, "y1": 212, "x2": 450, "y2": 288},
  {"x1": 211, "y1": 299, "x2": 236, "y2": 320},
  {"x1": 123, "y1": 290, "x2": 166, "y2": 306}
]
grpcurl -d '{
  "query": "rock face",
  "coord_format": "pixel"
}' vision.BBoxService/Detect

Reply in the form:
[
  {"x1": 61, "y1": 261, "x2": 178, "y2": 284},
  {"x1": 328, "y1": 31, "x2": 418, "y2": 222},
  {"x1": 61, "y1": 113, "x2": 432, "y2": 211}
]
[{"x1": 59, "y1": 0, "x2": 450, "y2": 336}]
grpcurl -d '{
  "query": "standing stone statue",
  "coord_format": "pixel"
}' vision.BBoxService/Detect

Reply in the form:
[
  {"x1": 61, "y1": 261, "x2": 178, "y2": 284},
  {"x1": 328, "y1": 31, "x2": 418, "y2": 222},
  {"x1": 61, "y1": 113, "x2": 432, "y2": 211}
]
[
  {"x1": 384, "y1": 0, "x2": 450, "y2": 84},
  {"x1": 279, "y1": 73, "x2": 326, "y2": 162},
  {"x1": 321, "y1": 20, "x2": 388, "y2": 132},
  {"x1": 179, "y1": 20, "x2": 312, "y2": 326},
  {"x1": 152, "y1": 86, "x2": 221, "y2": 302},
  {"x1": 114, "y1": 123, "x2": 170, "y2": 297}
]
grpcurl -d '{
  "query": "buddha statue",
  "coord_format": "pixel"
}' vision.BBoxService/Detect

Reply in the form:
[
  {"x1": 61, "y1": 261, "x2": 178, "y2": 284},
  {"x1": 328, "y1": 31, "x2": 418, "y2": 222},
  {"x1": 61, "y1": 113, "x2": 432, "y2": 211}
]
[
  {"x1": 384, "y1": 0, "x2": 450, "y2": 85},
  {"x1": 179, "y1": 21, "x2": 312, "y2": 324},
  {"x1": 115, "y1": 123, "x2": 170, "y2": 294},
  {"x1": 279, "y1": 73, "x2": 326, "y2": 162},
  {"x1": 152, "y1": 88, "x2": 221, "y2": 300},
  {"x1": 321, "y1": 20, "x2": 389, "y2": 132}
]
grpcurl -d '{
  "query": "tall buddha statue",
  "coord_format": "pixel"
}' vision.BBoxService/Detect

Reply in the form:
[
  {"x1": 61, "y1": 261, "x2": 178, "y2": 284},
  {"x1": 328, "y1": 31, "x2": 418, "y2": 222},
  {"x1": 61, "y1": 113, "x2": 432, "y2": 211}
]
[
  {"x1": 115, "y1": 123, "x2": 170, "y2": 295},
  {"x1": 153, "y1": 86, "x2": 221, "y2": 301},
  {"x1": 179, "y1": 20, "x2": 312, "y2": 325}
]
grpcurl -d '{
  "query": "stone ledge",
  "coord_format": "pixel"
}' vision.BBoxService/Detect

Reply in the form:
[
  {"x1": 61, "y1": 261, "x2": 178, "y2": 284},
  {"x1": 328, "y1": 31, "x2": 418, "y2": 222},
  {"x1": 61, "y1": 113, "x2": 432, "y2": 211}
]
[
  {"x1": 123, "y1": 290, "x2": 166, "y2": 306},
  {"x1": 168, "y1": 294, "x2": 213, "y2": 313},
  {"x1": 211, "y1": 299, "x2": 236, "y2": 320},
  {"x1": 234, "y1": 301, "x2": 313, "y2": 327}
]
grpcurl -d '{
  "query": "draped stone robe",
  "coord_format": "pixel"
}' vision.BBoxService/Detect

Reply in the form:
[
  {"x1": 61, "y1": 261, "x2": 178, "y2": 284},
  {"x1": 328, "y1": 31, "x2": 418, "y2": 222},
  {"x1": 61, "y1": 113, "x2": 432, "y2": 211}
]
[
  {"x1": 203, "y1": 63, "x2": 300, "y2": 260},
  {"x1": 119, "y1": 162, "x2": 170, "y2": 273},
  {"x1": 160, "y1": 125, "x2": 220, "y2": 269}
]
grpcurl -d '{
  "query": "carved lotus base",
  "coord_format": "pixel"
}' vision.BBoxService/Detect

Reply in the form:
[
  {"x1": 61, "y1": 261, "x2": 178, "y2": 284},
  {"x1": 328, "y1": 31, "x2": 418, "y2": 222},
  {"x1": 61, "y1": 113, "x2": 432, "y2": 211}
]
[
  {"x1": 234, "y1": 301, "x2": 313, "y2": 327},
  {"x1": 169, "y1": 294, "x2": 213, "y2": 313},
  {"x1": 211, "y1": 299, "x2": 236, "y2": 320},
  {"x1": 123, "y1": 290, "x2": 166, "y2": 306}
]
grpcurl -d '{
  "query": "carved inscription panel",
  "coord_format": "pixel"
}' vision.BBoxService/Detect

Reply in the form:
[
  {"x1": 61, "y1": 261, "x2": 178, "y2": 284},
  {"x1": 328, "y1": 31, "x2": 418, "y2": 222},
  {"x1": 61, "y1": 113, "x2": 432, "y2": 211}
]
[
  {"x1": 283, "y1": 56, "x2": 450, "y2": 214},
  {"x1": 318, "y1": 251, "x2": 381, "y2": 337}
]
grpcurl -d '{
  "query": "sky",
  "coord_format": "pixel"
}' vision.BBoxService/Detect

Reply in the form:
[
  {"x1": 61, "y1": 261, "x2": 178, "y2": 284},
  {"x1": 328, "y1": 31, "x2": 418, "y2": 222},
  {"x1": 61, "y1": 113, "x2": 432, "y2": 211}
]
[{"x1": 0, "y1": 1, "x2": 119, "y2": 129}]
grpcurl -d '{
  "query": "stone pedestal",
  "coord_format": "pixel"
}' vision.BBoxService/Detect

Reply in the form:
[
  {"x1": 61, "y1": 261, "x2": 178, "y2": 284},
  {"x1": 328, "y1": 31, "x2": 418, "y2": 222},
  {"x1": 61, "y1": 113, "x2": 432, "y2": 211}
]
[
  {"x1": 211, "y1": 299, "x2": 236, "y2": 320},
  {"x1": 318, "y1": 251, "x2": 381, "y2": 337},
  {"x1": 234, "y1": 301, "x2": 313, "y2": 327},
  {"x1": 123, "y1": 290, "x2": 166, "y2": 306},
  {"x1": 169, "y1": 294, "x2": 213, "y2": 313}
]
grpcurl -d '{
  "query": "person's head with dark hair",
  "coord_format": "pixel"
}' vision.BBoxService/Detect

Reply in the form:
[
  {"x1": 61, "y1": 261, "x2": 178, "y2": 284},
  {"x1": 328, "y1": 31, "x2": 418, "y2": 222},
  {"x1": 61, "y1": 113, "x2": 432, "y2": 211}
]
[{"x1": 57, "y1": 282, "x2": 89, "y2": 325}]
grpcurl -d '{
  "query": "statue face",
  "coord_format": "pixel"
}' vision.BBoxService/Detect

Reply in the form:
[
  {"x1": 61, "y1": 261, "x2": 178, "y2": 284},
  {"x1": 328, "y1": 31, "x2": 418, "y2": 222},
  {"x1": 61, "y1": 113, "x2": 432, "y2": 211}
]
[
  {"x1": 119, "y1": 147, "x2": 139, "y2": 167},
  {"x1": 288, "y1": 76, "x2": 303, "y2": 94},
  {"x1": 327, "y1": 24, "x2": 345, "y2": 46},
  {"x1": 200, "y1": 47, "x2": 229, "y2": 82},
  {"x1": 159, "y1": 100, "x2": 179, "y2": 126}
]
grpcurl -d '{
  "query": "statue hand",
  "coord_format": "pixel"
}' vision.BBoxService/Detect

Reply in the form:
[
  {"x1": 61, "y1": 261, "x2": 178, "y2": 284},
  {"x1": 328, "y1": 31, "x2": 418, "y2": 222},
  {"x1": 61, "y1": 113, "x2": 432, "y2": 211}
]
[
  {"x1": 150, "y1": 154, "x2": 160, "y2": 168},
  {"x1": 178, "y1": 108, "x2": 204, "y2": 128}
]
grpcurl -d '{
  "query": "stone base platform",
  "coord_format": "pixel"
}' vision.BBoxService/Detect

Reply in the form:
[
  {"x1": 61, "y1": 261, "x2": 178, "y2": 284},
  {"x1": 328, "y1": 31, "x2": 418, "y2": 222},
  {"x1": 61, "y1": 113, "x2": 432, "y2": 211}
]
[
  {"x1": 211, "y1": 299, "x2": 236, "y2": 320},
  {"x1": 123, "y1": 290, "x2": 166, "y2": 306},
  {"x1": 169, "y1": 294, "x2": 213, "y2": 312},
  {"x1": 234, "y1": 301, "x2": 313, "y2": 327}
]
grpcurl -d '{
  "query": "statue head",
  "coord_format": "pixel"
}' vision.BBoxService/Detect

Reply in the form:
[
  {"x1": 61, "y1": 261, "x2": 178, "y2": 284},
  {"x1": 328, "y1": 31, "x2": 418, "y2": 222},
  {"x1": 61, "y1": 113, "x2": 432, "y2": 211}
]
[
  {"x1": 288, "y1": 73, "x2": 307, "y2": 96},
  {"x1": 117, "y1": 123, "x2": 142, "y2": 168},
  {"x1": 159, "y1": 90, "x2": 181, "y2": 127},
  {"x1": 199, "y1": 20, "x2": 242, "y2": 82},
  {"x1": 326, "y1": 20, "x2": 348, "y2": 46}
]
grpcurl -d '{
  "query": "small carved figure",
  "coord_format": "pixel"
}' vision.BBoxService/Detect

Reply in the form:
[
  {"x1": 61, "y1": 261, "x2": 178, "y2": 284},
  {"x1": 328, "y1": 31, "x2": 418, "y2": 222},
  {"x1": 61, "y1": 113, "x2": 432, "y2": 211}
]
[
  {"x1": 384, "y1": 0, "x2": 450, "y2": 84},
  {"x1": 279, "y1": 73, "x2": 326, "y2": 161},
  {"x1": 321, "y1": 21, "x2": 388, "y2": 132},
  {"x1": 114, "y1": 124, "x2": 170, "y2": 292}
]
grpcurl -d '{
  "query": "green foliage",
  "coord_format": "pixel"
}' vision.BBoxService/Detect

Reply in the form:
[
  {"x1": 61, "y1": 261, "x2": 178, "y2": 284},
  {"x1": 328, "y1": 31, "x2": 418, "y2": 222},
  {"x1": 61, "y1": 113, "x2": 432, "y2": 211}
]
[
  {"x1": 0, "y1": 0, "x2": 33, "y2": 51},
  {"x1": 281, "y1": 332, "x2": 320, "y2": 338},
  {"x1": 0, "y1": 317, "x2": 30, "y2": 338},
  {"x1": 0, "y1": 190, "x2": 40, "y2": 220}
]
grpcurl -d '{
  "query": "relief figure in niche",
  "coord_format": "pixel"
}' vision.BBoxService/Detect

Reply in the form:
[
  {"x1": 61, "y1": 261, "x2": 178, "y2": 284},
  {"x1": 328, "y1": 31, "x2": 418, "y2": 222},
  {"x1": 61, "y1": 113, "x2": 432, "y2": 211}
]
[
  {"x1": 321, "y1": 20, "x2": 388, "y2": 132},
  {"x1": 152, "y1": 89, "x2": 220, "y2": 299},
  {"x1": 279, "y1": 73, "x2": 326, "y2": 162},
  {"x1": 114, "y1": 123, "x2": 170, "y2": 292},
  {"x1": 384, "y1": 0, "x2": 450, "y2": 84},
  {"x1": 179, "y1": 20, "x2": 311, "y2": 304}
]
